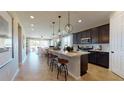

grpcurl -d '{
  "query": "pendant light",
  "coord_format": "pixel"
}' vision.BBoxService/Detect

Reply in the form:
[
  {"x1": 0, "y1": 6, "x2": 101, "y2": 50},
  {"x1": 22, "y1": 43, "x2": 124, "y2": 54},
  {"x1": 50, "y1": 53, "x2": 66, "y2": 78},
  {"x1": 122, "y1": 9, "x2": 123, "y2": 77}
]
[
  {"x1": 52, "y1": 22, "x2": 55, "y2": 36},
  {"x1": 58, "y1": 16, "x2": 61, "y2": 36},
  {"x1": 65, "y1": 11, "x2": 73, "y2": 33}
]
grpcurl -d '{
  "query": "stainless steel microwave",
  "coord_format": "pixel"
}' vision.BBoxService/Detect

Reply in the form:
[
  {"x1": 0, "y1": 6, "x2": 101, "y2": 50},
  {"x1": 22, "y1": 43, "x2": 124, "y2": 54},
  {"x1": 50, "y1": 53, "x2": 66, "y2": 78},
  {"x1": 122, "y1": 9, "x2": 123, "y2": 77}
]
[{"x1": 81, "y1": 37, "x2": 91, "y2": 44}]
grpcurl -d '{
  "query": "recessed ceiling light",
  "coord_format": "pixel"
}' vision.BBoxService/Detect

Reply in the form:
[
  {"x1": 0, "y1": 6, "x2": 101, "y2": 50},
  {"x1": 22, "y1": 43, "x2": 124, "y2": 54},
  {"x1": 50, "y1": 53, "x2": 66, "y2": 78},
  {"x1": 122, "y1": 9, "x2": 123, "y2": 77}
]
[
  {"x1": 30, "y1": 16, "x2": 34, "y2": 19},
  {"x1": 78, "y1": 19, "x2": 82, "y2": 23},
  {"x1": 31, "y1": 24, "x2": 34, "y2": 27}
]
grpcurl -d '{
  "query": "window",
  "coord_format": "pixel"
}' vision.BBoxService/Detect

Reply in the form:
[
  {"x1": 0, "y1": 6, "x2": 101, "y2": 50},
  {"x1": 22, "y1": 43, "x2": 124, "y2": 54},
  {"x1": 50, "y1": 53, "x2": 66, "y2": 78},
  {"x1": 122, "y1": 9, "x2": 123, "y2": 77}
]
[
  {"x1": 62, "y1": 35, "x2": 72, "y2": 48},
  {"x1": 39, "y1": 40, "x2": 49, "y2": 48},
  {"x1": 0, "y1": 38, "x2": 12, "y2": 48},
  {"x1": 29, "y1": 39, "x2": 49, "y2": 49}
]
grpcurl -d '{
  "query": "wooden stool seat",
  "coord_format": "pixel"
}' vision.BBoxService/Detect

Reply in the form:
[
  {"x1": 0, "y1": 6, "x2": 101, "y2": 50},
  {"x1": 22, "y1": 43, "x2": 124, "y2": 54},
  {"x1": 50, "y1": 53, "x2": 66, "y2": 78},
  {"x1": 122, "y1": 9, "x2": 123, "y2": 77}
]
[
  {"x1": 57, "y1": 58, "x2": 68, "y2": 81},
  {"x1": 58, "y1": 59, "x2": 68, "y2": 64}
]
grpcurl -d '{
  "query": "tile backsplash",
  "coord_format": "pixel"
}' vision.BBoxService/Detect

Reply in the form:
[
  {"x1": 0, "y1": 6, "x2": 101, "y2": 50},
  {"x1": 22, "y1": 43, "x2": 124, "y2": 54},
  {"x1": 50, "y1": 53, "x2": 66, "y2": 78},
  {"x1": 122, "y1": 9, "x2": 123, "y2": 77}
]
[{"x1": 73, "y1": 44, "x2": 109, "y2": 52}]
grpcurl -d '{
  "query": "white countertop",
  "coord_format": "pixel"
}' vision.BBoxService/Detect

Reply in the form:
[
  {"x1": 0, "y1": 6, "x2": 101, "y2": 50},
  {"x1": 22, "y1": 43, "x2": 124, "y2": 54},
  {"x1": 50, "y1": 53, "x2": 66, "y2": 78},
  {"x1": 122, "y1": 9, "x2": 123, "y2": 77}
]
[
  {"x1": 89, "y1": 49, "x2": 109, "y2": 52},
  {"x1": 48, "y1": 49, "x2": 90, "y2": 57}
]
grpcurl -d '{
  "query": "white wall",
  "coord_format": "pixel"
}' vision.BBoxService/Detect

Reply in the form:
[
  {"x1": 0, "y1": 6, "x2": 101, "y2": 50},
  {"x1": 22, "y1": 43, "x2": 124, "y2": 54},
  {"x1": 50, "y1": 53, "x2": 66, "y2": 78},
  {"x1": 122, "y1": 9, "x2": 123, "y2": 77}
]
[
  {"x1": 0, "y1": 11, "x2": 26, "y2": 80},
  {"x1": 21, "y1": 30, "x2": 26, "y2": 64},
  {"x1": 0, "y1": 12, "x2": 18, "y2": 80}
]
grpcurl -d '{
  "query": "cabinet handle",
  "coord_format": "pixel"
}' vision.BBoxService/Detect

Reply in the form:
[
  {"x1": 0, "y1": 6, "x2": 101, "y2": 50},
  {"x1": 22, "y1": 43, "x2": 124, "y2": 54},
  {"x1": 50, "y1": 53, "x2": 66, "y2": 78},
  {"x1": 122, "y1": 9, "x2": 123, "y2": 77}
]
[{"x1": 111, "y1": 51, "x2": 114, "y2": 53}]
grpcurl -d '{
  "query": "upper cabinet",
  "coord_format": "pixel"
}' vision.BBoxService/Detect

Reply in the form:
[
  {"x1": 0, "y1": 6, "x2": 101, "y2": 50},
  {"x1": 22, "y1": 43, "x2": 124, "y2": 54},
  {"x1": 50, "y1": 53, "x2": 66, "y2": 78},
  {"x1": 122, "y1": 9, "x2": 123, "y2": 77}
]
[
  {"x1": 98, "y1": 24, "x2": 109, "y2": 43},
  {"x1": 73, "y1": 24, "x2": 109, "y2": 44},
  {"x1": 77, "y1": 32, "x2": 82, "y2": 44},
  {"x1": 81, "y1": 29, "x2": 91, "y2": 44},
  {"x1": 73, "y1": 33, "x2": 77, "y2": 44},
  {"x1": 91, "y1": 28, "x2": 99, "y2": 44}
]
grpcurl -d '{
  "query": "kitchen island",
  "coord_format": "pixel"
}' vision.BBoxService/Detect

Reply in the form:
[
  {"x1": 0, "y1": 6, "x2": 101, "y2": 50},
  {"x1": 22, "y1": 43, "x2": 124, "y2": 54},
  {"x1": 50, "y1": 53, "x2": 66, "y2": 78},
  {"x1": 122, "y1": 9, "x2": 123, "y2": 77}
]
[{"x1": 48, "y1": 49, "x2": 90, "y2": 80}]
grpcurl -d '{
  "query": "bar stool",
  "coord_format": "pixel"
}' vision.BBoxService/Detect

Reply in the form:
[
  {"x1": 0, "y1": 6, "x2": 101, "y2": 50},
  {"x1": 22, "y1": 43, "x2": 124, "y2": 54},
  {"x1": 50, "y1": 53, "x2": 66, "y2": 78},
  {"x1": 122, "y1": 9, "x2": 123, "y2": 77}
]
[
  {"x1": 47, "y1": 53, "x2": 52, "y2": 65},
  {"x1": 57, "y1": 58, "x2": 68, "y2": 81},
  {"x1": 49, "y1": 54, "x2": 58, "y2": 72},
  {"x1": 46, "y1": 51, "x2": 50, "y2": 65}
]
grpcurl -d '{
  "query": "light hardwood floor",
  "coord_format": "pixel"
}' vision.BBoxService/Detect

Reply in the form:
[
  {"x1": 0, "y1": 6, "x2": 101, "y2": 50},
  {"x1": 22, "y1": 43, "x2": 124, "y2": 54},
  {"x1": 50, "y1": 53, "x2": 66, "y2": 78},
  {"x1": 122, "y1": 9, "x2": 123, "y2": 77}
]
[{"x1": 14, "y1": 52, "x2": 123, "y2": 81}]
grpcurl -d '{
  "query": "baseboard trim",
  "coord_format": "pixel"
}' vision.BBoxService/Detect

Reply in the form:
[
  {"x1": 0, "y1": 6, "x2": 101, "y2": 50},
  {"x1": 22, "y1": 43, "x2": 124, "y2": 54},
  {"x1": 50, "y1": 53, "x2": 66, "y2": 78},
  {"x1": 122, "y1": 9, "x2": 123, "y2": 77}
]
[
  {"x1": 68, "y1": 71, "x2": 81, "y2": 80},
  {"x1": 11, "y1": 68, "x2": 19, "y2": 81}
]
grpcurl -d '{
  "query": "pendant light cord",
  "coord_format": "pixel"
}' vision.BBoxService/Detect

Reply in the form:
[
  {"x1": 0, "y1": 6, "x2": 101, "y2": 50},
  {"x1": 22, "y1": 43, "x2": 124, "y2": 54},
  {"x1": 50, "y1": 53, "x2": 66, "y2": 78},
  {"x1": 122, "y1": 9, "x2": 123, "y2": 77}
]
[
  {"x1": 65, "y1": 11, "x2": 72, "y2": 33},
  {"x1": 68, "y1": 11, "x2": 70, "y2": 25},
  {"x1": 58, "y1": 16, "x2": 61, "y2": 32},
  {"x1": 52, "y1": 22, "x2": 55, "y2": 35}
]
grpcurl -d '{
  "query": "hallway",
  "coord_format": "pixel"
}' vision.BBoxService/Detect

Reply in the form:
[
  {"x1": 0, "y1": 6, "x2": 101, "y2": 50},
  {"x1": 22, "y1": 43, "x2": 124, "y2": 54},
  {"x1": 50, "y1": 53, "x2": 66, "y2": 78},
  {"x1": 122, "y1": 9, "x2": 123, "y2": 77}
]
[{"x1": 15, "y1": 52, "x2": 123, "y2": 81}]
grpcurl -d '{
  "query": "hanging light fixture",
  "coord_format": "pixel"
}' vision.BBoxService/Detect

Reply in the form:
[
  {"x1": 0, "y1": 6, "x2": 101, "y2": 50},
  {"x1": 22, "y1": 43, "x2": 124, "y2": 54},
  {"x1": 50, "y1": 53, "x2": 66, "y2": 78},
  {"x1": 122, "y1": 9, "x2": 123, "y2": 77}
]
[
  {"x1": 65, "y1": 11, "x2": 73, "y2": 33},
  {"x1": 41, "y1": 35, "x2": 43, "y2": 39},
  {"x1": 52, "y1": 22, "x2": 55, "y2": 36},
  {"x1": 58, "y1": 16, "x2": 61, "y2": 36}
]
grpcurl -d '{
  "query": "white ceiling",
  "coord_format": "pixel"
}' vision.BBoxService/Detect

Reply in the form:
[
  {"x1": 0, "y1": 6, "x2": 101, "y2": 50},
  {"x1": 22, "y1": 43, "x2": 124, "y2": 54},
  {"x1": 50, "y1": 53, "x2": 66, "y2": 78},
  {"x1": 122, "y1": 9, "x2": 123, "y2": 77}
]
[{"x1": 15, "y1": 11, "x2": 112, "y2": 39}]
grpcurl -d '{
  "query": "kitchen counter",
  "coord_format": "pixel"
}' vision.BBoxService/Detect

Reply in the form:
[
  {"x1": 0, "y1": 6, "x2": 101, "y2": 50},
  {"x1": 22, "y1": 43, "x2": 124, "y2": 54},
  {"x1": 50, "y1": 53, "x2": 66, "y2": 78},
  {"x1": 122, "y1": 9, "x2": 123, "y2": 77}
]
[
  {"x1": 48, "y1": 49, "x2": 90, "y2": 57},
  {"x1": 88, "y1": 49, "x2": 109, "y2": 53},
  {"x1": 48, "y1": 49, "x2": 89, "y2": 79}
]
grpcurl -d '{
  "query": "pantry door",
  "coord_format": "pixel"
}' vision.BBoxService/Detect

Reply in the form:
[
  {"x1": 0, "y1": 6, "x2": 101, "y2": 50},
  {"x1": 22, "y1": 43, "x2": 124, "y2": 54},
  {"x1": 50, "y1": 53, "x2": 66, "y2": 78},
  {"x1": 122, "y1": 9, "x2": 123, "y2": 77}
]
[{"x1": 110, "y1": 12, "x2": 124, "y2": 78}]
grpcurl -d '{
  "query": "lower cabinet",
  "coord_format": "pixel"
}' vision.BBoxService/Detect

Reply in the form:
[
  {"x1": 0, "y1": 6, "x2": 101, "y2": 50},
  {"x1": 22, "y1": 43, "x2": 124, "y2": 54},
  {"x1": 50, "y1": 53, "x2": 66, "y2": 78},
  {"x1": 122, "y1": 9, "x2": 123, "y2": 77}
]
[
  {"x1": 88, "y1": 51, "x2": 109, "y2": 68},
  {"x1": 80, "y1": 54, "x2": 88, "y2": 76},
  {"x1": 88, "y1": 52, "x2": 96, "y2": 64}
]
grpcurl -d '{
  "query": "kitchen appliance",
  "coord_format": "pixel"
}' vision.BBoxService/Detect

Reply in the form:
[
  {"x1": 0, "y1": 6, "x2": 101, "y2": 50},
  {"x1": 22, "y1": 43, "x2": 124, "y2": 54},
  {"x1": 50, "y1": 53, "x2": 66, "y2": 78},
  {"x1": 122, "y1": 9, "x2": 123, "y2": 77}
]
[
  {"x1": 81, "y1": 37, "x2": 91, "y2": 44},
  {"x1": 77, "y1": 45, "x2": 93, "y2": 52}
]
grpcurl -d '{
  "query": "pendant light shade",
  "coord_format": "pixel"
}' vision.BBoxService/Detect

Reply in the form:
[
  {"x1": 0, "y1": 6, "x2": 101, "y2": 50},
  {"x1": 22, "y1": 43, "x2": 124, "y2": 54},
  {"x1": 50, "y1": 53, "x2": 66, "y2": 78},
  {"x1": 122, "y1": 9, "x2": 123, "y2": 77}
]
[
  {"x1": 65, "y1": 24, "x2": 73, "y2": 33},
  {"x1": 65, "y1": 11, "x2": 73, "y2": 33}
]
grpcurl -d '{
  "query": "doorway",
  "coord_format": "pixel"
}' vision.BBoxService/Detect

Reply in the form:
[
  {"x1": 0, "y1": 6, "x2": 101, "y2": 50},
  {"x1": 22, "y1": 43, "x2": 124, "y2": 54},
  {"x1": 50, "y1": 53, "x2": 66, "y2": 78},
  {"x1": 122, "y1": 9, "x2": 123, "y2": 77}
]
[{"x1": 18, "y1": 24, "x2": 22, "y2": 64}]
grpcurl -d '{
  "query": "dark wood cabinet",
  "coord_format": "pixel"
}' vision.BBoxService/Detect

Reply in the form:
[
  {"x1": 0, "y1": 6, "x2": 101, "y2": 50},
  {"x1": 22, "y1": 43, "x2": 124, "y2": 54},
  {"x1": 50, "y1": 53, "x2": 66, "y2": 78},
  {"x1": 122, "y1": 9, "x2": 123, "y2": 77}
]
[
  {"x1": 80, "y1": 54, "x2": 88, "y2": 76},
  {"x1": 96, "y1": 52, "x2": 109, "y2": 68},
  {"x1": 76, "y1": 32, "x2": 82, "y2": 44},
  {"x1": 88, "y1": 52, "x2": 96, "y2": 64},
  {"x1": 86, "y1": 29, "x2": 91, "y2": 38},
  {"x1": 80, "y1": 30, "x2": 91, "y2": 44},
  {"x1": 72, "y1": 24, "x2": 109, "y2": 44},
  {"x1": 81, "y1": 31, "x2": 85, "y2": 38},
  {"x1": 88, "y1": 51, "x2": 109, "y2": 68},
  {"x1": 98, "y1": 24, "x2": 109, "y2": 43},
  {"x1": 81, "y1": 30, "x2": 90, "y2": 38},
  {"x1": 73, "y1": 33, "x2": 77, "y2": 44},
  {"x1": 91, "y1": 28, "x2": 99, "y2": 43}
]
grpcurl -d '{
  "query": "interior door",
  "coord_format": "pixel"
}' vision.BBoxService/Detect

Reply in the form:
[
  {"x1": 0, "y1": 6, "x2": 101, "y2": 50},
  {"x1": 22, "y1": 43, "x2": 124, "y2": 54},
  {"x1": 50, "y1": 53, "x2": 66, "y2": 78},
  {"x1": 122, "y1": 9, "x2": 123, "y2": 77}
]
[
  {"x1": 119, "y1": 13, "x2": 124, "y2": 77},
  {"x1": 110, "y1": 12, "x2": 124, "y2": 78}
]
